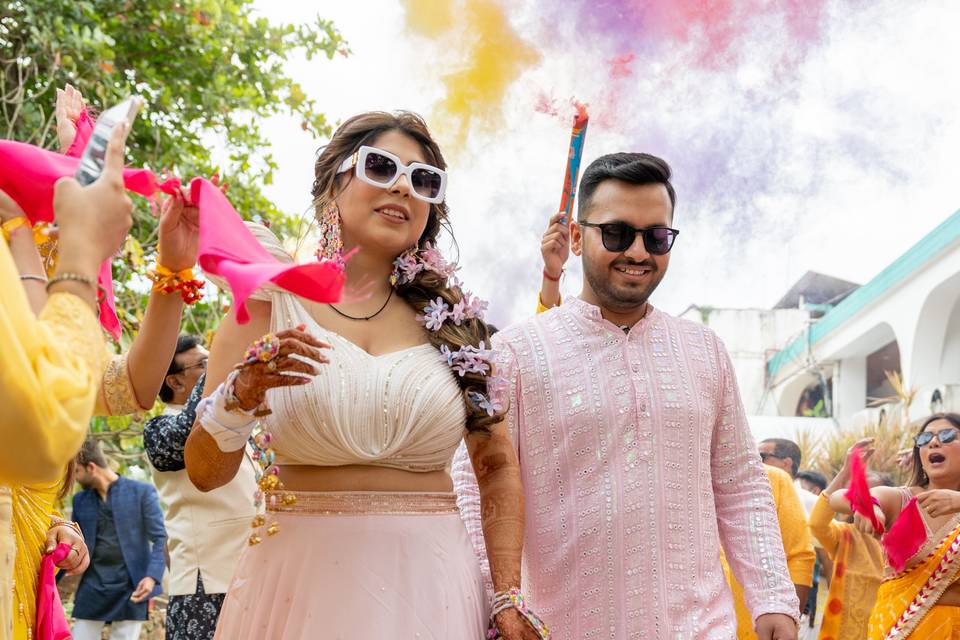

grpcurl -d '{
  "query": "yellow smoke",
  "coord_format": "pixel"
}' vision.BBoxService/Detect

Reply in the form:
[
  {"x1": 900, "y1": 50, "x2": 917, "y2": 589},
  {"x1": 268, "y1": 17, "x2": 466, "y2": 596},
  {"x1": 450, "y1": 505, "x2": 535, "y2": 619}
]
[{"x1": 402, "y1": 0, "x2": 539, "y2": 148}]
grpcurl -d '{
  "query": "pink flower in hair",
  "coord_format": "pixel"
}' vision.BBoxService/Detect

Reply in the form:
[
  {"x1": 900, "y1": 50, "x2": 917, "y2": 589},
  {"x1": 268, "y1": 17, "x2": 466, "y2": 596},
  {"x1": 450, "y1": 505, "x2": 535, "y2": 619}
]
[
  {"x1": 420, "y1": 242, "x2": 458, "y2": 278},
  {"x1": 446, "y1": 341, "x2": 492, "y2": 377},
  {"x1": 419, "y1": 297, "x2": 451, "y2": 332},
  {"x1": 390, "y1": 252, "x2": 423, "y2": 286},
  {"x1": 462, "y1": 292, "x2": 488, "y2": 320},
  {"x1": 450, "y1": 300, "x2": 467, "y2": 325}
]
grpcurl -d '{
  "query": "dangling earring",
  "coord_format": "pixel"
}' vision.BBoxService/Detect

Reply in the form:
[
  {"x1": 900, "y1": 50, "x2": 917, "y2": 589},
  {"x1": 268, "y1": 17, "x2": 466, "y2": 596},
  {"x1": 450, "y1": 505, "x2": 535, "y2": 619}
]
[{"x1": 315, "y1": 200, "x2": 344, "y2": 266}]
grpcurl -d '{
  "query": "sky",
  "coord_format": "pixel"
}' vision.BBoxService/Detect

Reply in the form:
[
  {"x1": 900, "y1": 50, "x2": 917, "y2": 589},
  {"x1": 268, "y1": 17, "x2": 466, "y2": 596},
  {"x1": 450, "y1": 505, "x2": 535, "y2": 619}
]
[{"x1": 247, "y1": 0, "x2": 960, "y2": 330}]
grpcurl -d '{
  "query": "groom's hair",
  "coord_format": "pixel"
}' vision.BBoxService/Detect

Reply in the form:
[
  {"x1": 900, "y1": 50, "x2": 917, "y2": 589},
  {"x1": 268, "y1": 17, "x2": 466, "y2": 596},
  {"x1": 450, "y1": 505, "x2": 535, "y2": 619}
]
[{"x1": 577, "y1": 153, "x2": 676, "y2": 222}]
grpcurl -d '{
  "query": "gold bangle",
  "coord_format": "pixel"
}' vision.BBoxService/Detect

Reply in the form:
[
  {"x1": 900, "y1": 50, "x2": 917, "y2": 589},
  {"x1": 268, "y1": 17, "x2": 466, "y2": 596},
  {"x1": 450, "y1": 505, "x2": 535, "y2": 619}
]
[
  {"x1": 20, "y1": 273, "x2": 48, "y2": 284},
  {"x1": 1, "y1": 216, "x2": 28, "y2": 242},
  {"x1": 49, "y1": 518, "x2": 84, "y2": 541},
  {"x1": 47, "y1": 272, "x2": 106, "y2": 303}
]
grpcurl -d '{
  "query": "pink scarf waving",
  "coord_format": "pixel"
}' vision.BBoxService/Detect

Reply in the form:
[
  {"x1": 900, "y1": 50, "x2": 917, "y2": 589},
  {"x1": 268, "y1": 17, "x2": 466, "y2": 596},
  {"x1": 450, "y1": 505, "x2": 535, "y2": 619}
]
[
  {"x1": 844, "y1": 446, "x2": 885, "y2": 534},
  {"x1": 0, "y1": 114, "x2": 343, "y2": 332},
  {"x1": 34, "y1": 542, "x2": 71, "y2": 640},
  {"x1": 882, "y1": 496, "x2": 928, "y2": 573}
]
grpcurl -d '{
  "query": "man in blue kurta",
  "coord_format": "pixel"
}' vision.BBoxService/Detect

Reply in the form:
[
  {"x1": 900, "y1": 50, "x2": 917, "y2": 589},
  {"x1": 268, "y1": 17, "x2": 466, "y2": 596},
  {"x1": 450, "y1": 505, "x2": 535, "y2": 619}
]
[{"x1": 71, "y1": 439, "x2": 167, "y2": 640}]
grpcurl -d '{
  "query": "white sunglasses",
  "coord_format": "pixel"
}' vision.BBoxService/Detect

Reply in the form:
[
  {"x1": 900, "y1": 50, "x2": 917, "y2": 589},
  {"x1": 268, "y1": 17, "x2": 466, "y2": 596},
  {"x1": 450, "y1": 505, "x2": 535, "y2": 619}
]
[{"x1": 336, "y1": 145, "x2": 448, "y2": 204}]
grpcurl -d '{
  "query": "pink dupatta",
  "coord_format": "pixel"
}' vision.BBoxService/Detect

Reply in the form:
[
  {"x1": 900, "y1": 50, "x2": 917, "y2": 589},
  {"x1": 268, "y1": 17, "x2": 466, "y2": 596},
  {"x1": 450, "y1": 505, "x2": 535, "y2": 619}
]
[
  {"x1": 0, "y1": 113, "x2": 343, "y2": 331},
  {"x1": 34, "y1": 543, "x2": 71, "y2": 640}
]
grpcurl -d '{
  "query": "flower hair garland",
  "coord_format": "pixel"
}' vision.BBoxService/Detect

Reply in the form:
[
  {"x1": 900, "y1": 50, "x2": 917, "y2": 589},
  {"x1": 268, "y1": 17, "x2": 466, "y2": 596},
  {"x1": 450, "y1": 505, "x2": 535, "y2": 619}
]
[
  {"x1": 441, "y1": 341, "x2": 493, "y2": 377},
  {"x1": 390, "y1": 241, "x2": 458, "y2": 286}
]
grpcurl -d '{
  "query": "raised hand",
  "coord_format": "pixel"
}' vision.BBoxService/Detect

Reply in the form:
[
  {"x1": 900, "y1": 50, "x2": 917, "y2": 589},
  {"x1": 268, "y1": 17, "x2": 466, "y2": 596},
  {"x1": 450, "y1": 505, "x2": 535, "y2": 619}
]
[
  {"x1": 541, "y1": 211, "x2": 570, "y2": 280},
  {"x1": 55, "y1": 83, "x2": 87, "y2": 153}
]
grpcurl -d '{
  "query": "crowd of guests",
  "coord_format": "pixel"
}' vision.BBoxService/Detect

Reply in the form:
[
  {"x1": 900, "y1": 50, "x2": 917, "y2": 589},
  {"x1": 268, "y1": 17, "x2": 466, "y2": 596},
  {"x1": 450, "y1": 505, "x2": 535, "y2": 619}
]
[{"x1": 3, "y1": 81, "x2": 960, "y2": 640}]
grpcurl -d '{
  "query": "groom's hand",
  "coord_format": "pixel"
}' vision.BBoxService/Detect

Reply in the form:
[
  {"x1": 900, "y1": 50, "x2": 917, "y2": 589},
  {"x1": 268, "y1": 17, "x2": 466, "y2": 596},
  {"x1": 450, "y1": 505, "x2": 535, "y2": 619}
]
[{"x1": 755, "y1": 613, "x2": 798, "y2": 640}]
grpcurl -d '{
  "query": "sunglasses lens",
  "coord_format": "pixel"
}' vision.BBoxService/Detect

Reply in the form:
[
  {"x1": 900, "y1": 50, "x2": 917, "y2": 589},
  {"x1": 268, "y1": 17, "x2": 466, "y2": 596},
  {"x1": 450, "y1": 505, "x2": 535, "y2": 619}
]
[
  {"x1": 917, "y1": 432, "x2": 934, "y2": 446},
  {"x1": 411, "y1": 168, "x2": 443, "y2": 199},
  {"x1": 942, "y1": 429, "x2": 959, "y2": 444},
  {"x1": 600, "y1": 224, "x2": 634, "y2": 252},
  {"x1": 363, "y1": 152, "x2": 398, "y2": 184},
  {"x1": 645, "y1": 228, "x2": 676, "y2": 255}
]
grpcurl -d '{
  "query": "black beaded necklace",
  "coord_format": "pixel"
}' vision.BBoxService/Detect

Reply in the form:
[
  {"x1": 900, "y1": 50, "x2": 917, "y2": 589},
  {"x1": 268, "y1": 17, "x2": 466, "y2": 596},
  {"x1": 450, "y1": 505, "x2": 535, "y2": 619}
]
[{"x1": 327, "y1": 288, "x2": 394, "y2": 321}]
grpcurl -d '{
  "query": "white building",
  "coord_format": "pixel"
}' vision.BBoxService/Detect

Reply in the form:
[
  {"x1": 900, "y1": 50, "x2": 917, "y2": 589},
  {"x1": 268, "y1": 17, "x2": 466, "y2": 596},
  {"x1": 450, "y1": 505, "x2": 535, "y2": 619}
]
[{"x1": 682, "y1": 208, "x2": 960, "y2": 437}]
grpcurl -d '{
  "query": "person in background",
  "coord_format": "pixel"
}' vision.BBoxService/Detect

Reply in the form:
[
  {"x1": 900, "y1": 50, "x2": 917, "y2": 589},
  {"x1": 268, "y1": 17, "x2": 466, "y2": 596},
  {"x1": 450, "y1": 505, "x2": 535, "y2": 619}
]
[
  {"x1": 812, "y1": 438, "x2": 889, "y2": 640},
  {"x1": 760, "y1": 438, "x2": 819, "y2": 515},
  {"x1": 4, "y1": 85, "x2": 200, "y2": 640},
  {"x1": 723, "y1": 464, "x2": 816, "y2": 639},
  {"x1": 143, "y1": 335, "x2": 259, "y2": 640},
  {"x1": 71, "y1": 440, "x2": 167, "y2": 640},
  {"x1": 831, "y1": 414, "x2": 960, "y2": 637},
  {"x1": 797, "y1": 470, "x2": 828, "y2": 496},
  {"x1": 0, "y1": 120, "x2": 134, "y2": 640}
]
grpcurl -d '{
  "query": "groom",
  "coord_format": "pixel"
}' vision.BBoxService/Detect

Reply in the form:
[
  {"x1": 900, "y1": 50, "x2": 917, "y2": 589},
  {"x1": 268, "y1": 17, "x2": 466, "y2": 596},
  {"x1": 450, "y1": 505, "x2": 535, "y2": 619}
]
[{"x1": 455, "y1": 152, "x2": 799, "y2": 639}]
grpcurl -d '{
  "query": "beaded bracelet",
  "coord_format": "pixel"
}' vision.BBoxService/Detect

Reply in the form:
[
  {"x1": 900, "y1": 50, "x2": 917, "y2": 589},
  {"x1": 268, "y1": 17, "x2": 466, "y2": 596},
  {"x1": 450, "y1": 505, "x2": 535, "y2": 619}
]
[
  {"x1": 146, "y1": 264, "x2": 204, "y2": 304},
  {"x1": 486, "y1": 588, "x2": 550, "y2": 639},
  {"x1": 46, "y1": 272, "x2": 106, "y2": 303}
]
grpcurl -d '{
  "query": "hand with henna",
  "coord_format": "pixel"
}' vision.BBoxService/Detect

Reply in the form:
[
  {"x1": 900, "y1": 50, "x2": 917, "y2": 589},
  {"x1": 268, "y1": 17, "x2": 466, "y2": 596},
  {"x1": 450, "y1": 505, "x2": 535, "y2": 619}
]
[{"x1": 231, "y1": 326, "x2": 331, "y2": 411}]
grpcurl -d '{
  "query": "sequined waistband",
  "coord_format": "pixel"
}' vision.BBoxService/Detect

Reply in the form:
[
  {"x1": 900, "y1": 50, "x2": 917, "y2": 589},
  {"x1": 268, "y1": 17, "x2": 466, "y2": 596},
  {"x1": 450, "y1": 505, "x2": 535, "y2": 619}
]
[{"x1": 266, "y1": 491, "x2": 459, "y2": 515}]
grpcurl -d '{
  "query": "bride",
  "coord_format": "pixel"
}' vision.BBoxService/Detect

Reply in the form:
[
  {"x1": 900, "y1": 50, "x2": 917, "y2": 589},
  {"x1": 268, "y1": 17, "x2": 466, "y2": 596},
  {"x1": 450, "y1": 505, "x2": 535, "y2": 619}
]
[{"x1": 185, "y1": 111, "x2": 545, "y2": 638}]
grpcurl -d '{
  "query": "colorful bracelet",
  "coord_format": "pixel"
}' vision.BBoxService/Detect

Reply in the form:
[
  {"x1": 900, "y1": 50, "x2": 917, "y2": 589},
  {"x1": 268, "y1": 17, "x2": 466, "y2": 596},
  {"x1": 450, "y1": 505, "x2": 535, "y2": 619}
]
[
  {"x1": 146, "y1": 264, "x2": 204, "y2": 304},
  {"x1": 2, "y1": 216, "x2": 29, "y2": 242},
  {"x1": 542, "y1": 268, "x2": 562, "y2": 282},
  {"x1": 487, "y1": 588, "x2": 550, "y2": 639}
]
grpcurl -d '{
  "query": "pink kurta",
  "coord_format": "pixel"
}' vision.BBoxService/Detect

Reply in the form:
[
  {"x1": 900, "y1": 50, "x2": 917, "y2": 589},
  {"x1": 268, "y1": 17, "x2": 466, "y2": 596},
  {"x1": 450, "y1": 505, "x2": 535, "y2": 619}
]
[{"x1": 454, "y1": 298, "x2": 799, "y2": 639}]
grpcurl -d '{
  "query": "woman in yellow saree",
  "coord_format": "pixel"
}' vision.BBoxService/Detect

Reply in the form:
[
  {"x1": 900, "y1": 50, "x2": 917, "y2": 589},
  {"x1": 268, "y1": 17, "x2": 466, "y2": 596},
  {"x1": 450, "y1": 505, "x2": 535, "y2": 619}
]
[{"x1": 831, "y1": 413, "x2": 960, "y2": 639}]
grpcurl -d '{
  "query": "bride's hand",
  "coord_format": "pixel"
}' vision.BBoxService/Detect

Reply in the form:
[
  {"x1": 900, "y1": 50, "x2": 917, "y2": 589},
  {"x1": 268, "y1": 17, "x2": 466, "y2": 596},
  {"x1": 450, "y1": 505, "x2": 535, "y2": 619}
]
[
  {"x1": 496, "y1": 608, "x2": 544, "y2": 640},
  {"x1": 231, "y1": 326, "x2": 331, "y2": 411}
]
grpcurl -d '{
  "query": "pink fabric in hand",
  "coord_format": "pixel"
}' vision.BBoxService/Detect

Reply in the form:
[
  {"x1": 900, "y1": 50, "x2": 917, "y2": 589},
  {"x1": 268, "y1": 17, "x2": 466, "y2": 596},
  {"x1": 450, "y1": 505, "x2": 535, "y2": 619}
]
[
  {"x1": 845, "y1": 446, "x2": 884, "y2": 534},
  {"x1": 882, "y1": 496, "x2": 928, "y2": 573},
  {"x1": 0, "y1": 122, "x2": 343, "y2": 333},
  {"x1": 35, "y1": 542, "x2": 71, "y2": 640},
  {"x1": 189, "y1": 177, "x2": 344, "y2": 321},
  {"x1": 63, "y1": 110, "x2": 95, "y2": 159},
  {"x1": 0, "y1": 138, "x2": 180, "y2": 338}
]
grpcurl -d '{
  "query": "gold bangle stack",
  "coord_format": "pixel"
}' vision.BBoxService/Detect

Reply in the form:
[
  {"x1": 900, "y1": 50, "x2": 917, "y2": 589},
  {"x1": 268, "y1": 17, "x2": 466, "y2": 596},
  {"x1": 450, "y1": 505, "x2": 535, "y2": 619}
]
[{"x1": 49, "y1": 518, "x2": 84, "y2": 541}]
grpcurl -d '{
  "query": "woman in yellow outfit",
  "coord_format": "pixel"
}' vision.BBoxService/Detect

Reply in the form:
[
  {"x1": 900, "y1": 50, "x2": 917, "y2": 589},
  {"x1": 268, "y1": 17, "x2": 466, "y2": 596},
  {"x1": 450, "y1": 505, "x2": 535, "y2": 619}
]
[
  {"x1": 2, "y1": 86, "x2": 201, "y2": 640},
  {"x1": 722, "y1": 465, "x2": 815, "y2": 639},
  {"x1": 830, "y1": 414, "x2": 960, "y2": 639},
  {"x1": 0, "y1": 122, "x2": 134, "y2": 640},
  {"x1": 812, "y1": 438, "x2": 886, "y2": 640}
]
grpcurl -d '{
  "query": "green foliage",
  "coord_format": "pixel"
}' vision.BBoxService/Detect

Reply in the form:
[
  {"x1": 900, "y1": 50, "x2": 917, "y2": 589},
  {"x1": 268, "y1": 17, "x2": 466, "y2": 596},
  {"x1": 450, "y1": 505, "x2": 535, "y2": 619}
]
[{"x1": 1, "y1": 0, "x2": 345, "y2": 467}]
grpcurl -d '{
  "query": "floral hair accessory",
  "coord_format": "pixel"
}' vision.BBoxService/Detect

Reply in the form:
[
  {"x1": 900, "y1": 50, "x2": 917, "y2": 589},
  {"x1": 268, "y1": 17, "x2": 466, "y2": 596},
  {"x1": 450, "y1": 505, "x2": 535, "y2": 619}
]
[
  {"x1": 441, "y1": 341, "x2": 492, "y2": 377},
  {"x1": 390, "y1": 242, "x2": 459, "y2": 287},
  {"x1": 467, "y1": 390, "x2": 503, "y2": 417},
  {"x1": 418, "y1": 297, "x2": 451, "y2": 331}
]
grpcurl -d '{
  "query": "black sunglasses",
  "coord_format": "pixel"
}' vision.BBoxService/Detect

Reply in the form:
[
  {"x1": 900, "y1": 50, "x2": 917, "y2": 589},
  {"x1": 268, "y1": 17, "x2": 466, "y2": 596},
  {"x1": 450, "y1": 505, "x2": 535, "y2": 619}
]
[
  {"x1": 578, "y1": 221, "x2": 679, "y2": 255},
  {"x1": 759, "y1": 452, "x2": 785, "y2": 462},
  {"x1": 915, "y1": 427, "x2": 960, "y2": 447}
]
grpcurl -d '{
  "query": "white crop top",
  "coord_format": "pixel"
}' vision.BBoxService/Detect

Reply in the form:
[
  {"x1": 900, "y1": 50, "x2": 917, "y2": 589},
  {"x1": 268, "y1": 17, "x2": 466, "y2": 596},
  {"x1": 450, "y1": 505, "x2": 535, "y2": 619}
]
[{"x1": 261, "y1": 292, "x2": 468, "y2": 472}]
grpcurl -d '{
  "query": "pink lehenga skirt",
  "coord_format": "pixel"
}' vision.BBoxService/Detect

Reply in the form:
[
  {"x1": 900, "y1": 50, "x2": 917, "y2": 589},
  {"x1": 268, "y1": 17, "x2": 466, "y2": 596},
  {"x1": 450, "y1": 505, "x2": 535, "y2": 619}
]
[{"x1": 214, "y1": 491, "x2": 488, "y2": 639}]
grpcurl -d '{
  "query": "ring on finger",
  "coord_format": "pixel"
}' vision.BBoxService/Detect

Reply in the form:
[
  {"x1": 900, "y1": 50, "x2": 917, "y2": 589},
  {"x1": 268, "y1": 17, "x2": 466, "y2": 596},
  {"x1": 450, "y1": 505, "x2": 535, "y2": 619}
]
[{"x1": 244, "y1": 333, "x2": 281, "y2": 365}]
